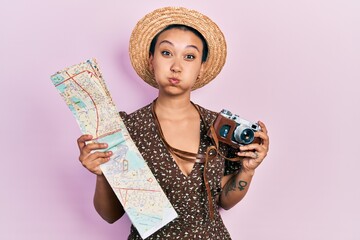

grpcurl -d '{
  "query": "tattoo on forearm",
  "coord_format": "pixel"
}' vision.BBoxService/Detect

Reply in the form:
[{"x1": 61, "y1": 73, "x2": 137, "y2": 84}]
[
  {"x1": 224, "y1": 179, "x2": 248, "y2": 195},
  {"x1": 224, "y1": 178, "x2": 237, "y2": 196},
  {"x1": 238, "y1": 181, "x2": 248, "y2": 191}
]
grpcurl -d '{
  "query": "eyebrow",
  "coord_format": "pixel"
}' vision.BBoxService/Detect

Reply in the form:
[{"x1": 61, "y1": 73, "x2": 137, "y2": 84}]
[{"x1": 159, "y1": 40, "x2": 200, "y2": 52}]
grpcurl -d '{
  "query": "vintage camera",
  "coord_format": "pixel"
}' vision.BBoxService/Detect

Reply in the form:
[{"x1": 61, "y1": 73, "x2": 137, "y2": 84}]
[{"x1": 211, "y1": 109, "x2": 261, "y2": 148}]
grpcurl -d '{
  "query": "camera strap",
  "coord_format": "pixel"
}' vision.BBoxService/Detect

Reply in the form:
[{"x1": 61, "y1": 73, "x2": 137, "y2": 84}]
[
  {"x1": 151, "y1": 99, "x2": 212, "y2": 163},
  {"x1": 151, "y1": 99, "x2": 241, "y2": 220}
]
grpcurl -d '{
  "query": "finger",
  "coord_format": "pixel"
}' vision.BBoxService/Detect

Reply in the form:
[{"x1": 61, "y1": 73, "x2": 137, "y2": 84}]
[
  {"x1": 79, "y1": 148, "x2": 112, "y2": 167},
  {"x1": 238, "y1": 143, "x2": 268, "y2": 159},
  {"x1": 239, "y1": 143, "x2": 262, "y2": 152},
  {"x1": 237, "y1": 150, "x2": 258, "y2": 159},
  {"x1": 77, "y1": 134, "x2": 93, "y2": 150},
  {"x1": 87, "y1": 156, "x2": 111, "y2": 168},
  {"x1": 83, "y1": 142, "x2": 109, "y2": 153},
  {"x1": 254, "y1": 131, "x2": 268, "y2": 140},
  {"x1": 91, "y1": 150, "x2": 113, "y2": 160},
  {"x1": 80, "y1": 150, "x2": 112, "y2": 164},
  {"x1": 92, "y1": 156, "x2": 112, "y2": 175},
  {"x1": 254, "y1": 131, "x2": 270, "y2": 149},
  {"x1": 258, "y1": 120, "x2": 268, "y2": 134},
  {"x1": 262, "y1": 135, "x2": 270, "y2": 150}
]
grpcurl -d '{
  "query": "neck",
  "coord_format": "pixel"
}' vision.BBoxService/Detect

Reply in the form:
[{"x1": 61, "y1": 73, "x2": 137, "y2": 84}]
[
  {"x1": 155, "y1": 94, "x2": 195, "y2": 119},
  {"x1": 156, "y1": 93, "x2": 192, "y2": 111}
]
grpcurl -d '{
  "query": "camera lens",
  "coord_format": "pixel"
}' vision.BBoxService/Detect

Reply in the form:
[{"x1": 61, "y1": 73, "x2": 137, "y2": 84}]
[{"x1": 233, "y1": 126, "x2": 255, "y2": 145}]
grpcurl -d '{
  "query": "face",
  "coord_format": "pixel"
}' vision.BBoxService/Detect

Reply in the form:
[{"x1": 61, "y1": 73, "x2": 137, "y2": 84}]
[{"x1": 149, "y1": 28, "x2": 205, "y2": 96}]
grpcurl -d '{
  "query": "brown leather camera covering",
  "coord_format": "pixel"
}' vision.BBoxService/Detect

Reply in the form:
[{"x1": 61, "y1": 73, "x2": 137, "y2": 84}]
[{"x1": 210, "y1": 114, "x2": 261, "y2": 149}]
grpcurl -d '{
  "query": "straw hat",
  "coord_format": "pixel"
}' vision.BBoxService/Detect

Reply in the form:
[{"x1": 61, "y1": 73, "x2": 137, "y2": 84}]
[{"x1": 129, "y1": 6, "x2": 227, "y2": 90}]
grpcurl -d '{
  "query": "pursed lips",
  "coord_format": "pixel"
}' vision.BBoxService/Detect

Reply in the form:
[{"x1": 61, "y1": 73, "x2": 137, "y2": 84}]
[{"x1": 168, "y1": 77, "x2": 180, "y2": 85}]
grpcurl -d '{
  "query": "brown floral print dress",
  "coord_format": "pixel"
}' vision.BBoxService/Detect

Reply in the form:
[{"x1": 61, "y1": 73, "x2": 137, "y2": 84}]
[{"x1": 119, "y1": 101, "x2": 241, "y2": 240}]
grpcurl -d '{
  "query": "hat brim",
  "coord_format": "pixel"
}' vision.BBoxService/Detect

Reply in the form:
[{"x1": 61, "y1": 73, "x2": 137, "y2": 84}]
[{"x1": 129, "y1": 7, "x2": 227, "y2": 90}]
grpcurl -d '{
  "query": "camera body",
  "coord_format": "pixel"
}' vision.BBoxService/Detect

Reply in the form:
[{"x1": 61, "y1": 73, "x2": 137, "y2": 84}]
[{"x1": 212, "y1": 109, "x2": 261, "y2": 148}]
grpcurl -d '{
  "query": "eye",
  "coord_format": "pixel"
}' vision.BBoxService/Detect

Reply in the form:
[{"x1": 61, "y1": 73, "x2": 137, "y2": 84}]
[
  {"x1": 184, "y1": 54, "x2": 196, "y2": 60},
  {"x1": 161, "y1": 51, "x2": 171, "y2": 56}
]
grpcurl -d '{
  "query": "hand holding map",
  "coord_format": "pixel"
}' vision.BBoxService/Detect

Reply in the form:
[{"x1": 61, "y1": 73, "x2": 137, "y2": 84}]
[{"x1": 50, "y1": 59, "x2": 177, "y2": 239}]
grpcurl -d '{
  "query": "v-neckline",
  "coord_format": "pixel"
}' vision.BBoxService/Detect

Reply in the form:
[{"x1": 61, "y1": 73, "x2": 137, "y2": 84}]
[
  {"x1": 151, "y1": 99, "x2": 204, "y2": 178},
  {"x1": 171, "y1": 121, "x2": 203, "y2": 178}
]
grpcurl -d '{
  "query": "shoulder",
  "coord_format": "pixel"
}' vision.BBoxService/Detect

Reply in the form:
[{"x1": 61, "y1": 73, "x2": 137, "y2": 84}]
[
  {"x1": 119, "y1": 103, "x2": 152, "y2": 119},
  {"x1": 119, "y1": 103, "x2": 153, "y2": 129},
  {"x1": 193, "y1": 103, "x2": 218, "y2": 126}
]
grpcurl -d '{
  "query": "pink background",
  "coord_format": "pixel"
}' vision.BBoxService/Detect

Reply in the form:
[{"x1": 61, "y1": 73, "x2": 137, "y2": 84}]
[{"x1": 1, "y1": 0, "x2": 359, "y2": 239}]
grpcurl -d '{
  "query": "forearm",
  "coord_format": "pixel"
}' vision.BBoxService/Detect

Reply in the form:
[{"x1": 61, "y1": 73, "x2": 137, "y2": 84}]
[
  {"x1": 219, "y1": 169, "x2": 255, "y2": 210},
  {"x1": 94, "y1": 175, "x2": 125, "y2": 223}
]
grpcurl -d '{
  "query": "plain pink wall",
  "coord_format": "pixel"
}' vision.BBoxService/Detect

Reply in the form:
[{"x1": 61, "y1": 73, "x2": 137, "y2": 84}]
[{"x1": 1, "y1": 0, "x2": 359, "y2": 239}]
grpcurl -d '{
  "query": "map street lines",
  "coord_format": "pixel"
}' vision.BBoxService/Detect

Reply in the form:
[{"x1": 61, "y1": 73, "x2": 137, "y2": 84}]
[{"x1": 51, "y1": 59, "x2": 177, "y2": 239}]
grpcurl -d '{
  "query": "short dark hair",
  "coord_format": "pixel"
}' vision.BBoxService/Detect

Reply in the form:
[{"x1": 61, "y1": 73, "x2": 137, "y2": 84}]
[{"x1": 149, "y1": 24, "x2": 209, "y2": 63}]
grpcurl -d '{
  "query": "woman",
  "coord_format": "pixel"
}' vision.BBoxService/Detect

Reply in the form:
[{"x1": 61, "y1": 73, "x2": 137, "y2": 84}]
[{"x1": 77, "y1": 7, "x2": 269, "y2": 239}]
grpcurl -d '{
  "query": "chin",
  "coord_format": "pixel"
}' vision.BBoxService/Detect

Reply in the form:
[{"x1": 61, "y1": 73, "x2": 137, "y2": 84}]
[{"x1": 160, "y1": 86, "x2": 190, "y2": 96}]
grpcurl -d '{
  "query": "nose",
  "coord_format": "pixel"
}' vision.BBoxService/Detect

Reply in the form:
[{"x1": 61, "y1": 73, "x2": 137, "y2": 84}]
[{"x1": 170, "y1": 57, "x2": 182, "y2": 73}]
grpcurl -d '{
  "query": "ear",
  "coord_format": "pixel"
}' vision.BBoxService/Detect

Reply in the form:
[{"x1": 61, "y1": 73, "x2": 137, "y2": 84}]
[
  {"x1": 148, "y1": 55, "x2": 154, "y2": 73},
  {"x1": 198, "y1": 62, "x2": 205, "y2": 79}
]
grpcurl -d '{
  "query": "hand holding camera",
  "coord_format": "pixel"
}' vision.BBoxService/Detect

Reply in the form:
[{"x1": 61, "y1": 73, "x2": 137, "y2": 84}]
[{"x1": 211, "y1": 109, "x2": 269, "y2": 171}]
